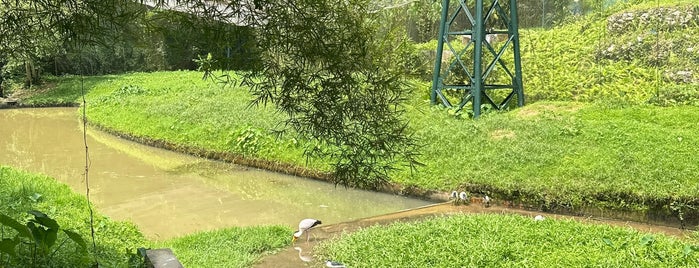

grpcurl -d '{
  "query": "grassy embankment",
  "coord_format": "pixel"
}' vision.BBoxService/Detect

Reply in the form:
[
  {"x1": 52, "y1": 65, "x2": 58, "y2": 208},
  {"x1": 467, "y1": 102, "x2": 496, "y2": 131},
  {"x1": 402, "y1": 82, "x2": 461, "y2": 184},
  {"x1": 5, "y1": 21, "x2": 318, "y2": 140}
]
[
  {"x1": 0, "y1": 166, "x2": 291, "y2": 267},
  {"x1": 315, "y1": 214, "x2": 699, "y2": 267}
]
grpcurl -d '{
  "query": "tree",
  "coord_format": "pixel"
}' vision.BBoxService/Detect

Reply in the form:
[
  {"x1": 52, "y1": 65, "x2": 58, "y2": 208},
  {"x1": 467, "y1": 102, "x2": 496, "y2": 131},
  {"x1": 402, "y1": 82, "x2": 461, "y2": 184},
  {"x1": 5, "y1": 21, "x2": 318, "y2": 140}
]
[
  {"x1": 193, "y1": 0, "x2": 422, "y2": 188},
  {"x1": 0, "y1": 0, "x2": 148, "y2": 84}
]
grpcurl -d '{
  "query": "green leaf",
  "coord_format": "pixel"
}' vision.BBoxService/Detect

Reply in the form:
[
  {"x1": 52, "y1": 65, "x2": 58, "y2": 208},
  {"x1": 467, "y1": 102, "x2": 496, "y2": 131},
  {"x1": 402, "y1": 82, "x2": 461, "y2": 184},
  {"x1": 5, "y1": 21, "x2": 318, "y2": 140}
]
[
  {"x1": 63, "y1": 230, "x2": 88, "y2": 251},
  {"x1": 29, "y1": 193, "x2": 43, "y2": 202},
  {"x1": 0, "y1": 237, "x2": 20, "y2": 258},
  {"x1": 602, "y1": 238, "x2": 615, "y2": 249},
  {"x1": 45, "y1": 227, "x2": 58, "y2": 249},
  {"x1": 683, "y1": 245, "x2": 694, "y2": 258},
  {"x1": 0, "y1": 213, "x2": 31, "y2": 238},
  {"x1": 28, "y1": 210, "x2": 59, "y2": 229},
  {"x1": 27, "y1": 221, "x2": 45, "y2": 246},
  {"x1": 639, "y1": 235, "x2": 655, "y2": 247}
]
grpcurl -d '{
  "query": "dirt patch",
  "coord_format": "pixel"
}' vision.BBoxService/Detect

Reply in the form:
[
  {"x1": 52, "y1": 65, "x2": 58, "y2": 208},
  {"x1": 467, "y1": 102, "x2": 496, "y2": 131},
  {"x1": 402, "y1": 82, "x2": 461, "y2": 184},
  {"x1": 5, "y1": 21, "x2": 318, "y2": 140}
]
[
  {"x1": 254, "y1": 201, "x2": 691, "y2": 268},
  {"x1": 6, "y1": 82, "x2": 56, "y2": 100},
  {"x1": 516, "y1": 102, "x2": 585, "y2": 119}
]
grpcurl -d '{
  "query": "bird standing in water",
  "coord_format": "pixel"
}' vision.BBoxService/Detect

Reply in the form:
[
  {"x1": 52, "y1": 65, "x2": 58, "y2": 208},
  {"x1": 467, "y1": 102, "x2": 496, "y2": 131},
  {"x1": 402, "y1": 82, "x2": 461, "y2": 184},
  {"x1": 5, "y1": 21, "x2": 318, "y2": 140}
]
[{"x1": 293, "y1": 218, "x2": 322, "y2": 243}]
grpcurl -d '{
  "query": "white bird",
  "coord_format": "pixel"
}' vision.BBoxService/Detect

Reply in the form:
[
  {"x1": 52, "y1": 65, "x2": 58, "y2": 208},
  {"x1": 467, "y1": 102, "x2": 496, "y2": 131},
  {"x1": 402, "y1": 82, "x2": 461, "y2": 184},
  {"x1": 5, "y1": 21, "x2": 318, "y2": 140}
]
[
  {"x1": 326, "y1": 260, "x2": 347, "y2": 268},
  {"x1": 293, "y1": 247, "x2": 312, "y2": 262},
  {"x1": 293, "y1": 218, "x2": 322, "y2": 243},
  {"x1": 483, "y1": 195, "x2": 491, "y2": 207},
  {"x1": 534, "y1": 215, "x2": 545, "y2": 221},
  {"x1": 449, "y1": 191, "x2": 458, "y2": 205},
  {"x1": 459, "y1": 191, "x2": 469, "y2": 204}
]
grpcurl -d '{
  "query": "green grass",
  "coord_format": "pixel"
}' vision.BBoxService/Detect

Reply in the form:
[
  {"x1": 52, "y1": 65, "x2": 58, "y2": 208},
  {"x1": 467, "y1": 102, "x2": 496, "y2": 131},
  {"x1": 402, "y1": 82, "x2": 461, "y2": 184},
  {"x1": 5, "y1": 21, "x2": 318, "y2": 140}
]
[
  {"x1": 316, "y1": 214, "x2": 699, "y2": 267},
  {"x1": 17, "y1": 0, "x2": 697, "y2": 213},
  {"x1": 403, "y1": 101, "x2": 699, "y2": 210},
  {"x1": 22, "y1": 75, "x2": 115, "y2": 106},
  {"x1": 155, "y1": 225, "x2": 291, "y2": 268},
  {"x1": 0, "y1": 165, "x2": 147, "y2": 267},
  {"x1": 78, "y1": 71, "x2": 318, "y2": 170},
  {"x1": 0, "y1": 166, "x2": 292, "y2": 267}
]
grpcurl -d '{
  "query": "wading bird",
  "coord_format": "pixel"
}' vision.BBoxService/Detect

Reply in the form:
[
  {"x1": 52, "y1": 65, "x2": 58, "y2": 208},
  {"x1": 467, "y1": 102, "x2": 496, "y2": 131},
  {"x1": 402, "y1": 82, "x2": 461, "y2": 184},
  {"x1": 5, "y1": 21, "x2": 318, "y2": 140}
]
[
  {"x1": 293, "y1": 218, "x2": 322, "y2": 243},
  {"x1": 459, "y1": 191, "x2": 469, "y2": 204},
  {"x1": 483, "y1": 195, "x2": 491, "y2": 207},
  {"x1": 450, "y1": 191, "x2": 459, "y2": 205}
]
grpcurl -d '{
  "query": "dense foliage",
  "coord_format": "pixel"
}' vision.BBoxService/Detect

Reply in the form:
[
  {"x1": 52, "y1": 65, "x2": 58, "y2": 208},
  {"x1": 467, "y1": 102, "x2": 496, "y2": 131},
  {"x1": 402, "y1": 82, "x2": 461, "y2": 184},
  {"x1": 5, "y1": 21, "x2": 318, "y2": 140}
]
[{"x1": 233, "y1": 0, "x2": 421, "y2": 188}]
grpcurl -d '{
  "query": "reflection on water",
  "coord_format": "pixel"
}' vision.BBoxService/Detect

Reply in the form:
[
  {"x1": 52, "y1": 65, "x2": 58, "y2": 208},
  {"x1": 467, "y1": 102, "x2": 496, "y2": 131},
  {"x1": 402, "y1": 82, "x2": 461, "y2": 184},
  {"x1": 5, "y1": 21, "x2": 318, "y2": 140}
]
[{"x1": 0, "y1": 108, "x2": 432, "y2": 240}]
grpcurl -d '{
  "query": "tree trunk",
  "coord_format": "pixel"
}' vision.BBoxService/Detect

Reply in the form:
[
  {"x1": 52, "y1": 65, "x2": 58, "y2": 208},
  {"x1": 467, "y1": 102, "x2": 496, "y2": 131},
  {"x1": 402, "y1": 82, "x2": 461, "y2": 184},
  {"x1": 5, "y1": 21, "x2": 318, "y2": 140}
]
[
  {"x1": 24, "y1": 61, "x2": 40, "y2": 88},
  {"x1": 0, "y1": 61, "x2": 4, "y2": 98},
  {"x1": 25, "y1": 61, "x2": 32, "y2": 88}
]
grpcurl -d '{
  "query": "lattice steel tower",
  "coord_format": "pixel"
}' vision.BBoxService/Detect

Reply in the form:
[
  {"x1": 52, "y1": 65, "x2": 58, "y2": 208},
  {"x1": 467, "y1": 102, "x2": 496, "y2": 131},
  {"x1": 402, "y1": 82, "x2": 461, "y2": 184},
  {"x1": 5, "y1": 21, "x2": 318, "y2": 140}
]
[{"x1": 431, "y1": 0, "x2": 524, "y2": 118}]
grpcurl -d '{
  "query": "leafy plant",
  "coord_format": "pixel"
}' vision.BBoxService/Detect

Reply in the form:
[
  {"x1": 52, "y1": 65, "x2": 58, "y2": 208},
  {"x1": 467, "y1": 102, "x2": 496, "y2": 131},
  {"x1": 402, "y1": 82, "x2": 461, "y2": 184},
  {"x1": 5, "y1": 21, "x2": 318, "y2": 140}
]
[
  {"x1": 0, "y1": 210, "x2": 87, "y2": 266},
  {"x1": 669, "y1": 200, "x2": 697, "y2": 229},
  {"x1": 233, "y1": 126, "x2": 268, "y2": 156}
]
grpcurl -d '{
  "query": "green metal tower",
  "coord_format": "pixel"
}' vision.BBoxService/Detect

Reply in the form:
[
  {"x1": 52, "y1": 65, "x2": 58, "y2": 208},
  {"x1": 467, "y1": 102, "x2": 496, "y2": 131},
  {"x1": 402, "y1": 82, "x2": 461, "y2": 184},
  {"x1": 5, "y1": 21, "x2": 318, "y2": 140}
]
[{"x1": 431, "y1": 0, "x2": 524, "y2": 118}]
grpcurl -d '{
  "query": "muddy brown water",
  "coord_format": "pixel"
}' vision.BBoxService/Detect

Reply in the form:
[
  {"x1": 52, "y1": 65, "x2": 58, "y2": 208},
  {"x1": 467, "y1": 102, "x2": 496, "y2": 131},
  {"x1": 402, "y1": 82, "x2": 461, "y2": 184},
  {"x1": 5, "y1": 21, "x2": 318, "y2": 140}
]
[{"x1": 0, "y1": 108, "x2": 433, "y2": 240}]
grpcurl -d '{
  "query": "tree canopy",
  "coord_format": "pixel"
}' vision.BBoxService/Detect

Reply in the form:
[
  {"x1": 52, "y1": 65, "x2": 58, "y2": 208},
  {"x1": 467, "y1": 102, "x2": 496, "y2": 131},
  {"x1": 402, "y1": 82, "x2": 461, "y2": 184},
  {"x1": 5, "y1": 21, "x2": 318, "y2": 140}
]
[{"x1": 223, "y1": 0, "x2": 423, "y2": 188}]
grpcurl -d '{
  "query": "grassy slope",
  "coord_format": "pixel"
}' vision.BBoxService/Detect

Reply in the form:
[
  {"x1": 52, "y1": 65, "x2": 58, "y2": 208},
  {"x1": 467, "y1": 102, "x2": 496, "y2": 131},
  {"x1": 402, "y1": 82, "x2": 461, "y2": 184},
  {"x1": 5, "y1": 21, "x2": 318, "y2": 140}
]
[
  {"x1": 404, "y1": 101, "x2": 699, "y2": 208},
  {"x1": 12, "y1": 0, "x2": 697, "y2": 210},
  {"x1": 0, "y1": 166, "x2": 147, "y2": 267},
  {"x1": 520, "y1": 0, "x2": 699, "y2": 105},
  {"x1": 315, "y1": 214, "x2": 699, "y2": 267},
  {"x1": 76, "y1": 71, "x2": 315, "y2": 169}
]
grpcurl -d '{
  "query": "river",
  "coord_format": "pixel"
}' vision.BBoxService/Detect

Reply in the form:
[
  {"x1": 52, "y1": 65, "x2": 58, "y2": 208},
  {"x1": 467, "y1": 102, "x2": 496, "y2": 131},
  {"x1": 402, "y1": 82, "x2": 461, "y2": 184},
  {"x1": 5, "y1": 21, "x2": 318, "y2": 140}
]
[{"x1": 0, "y1": 107, "x2": 432, "y2": 240}]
